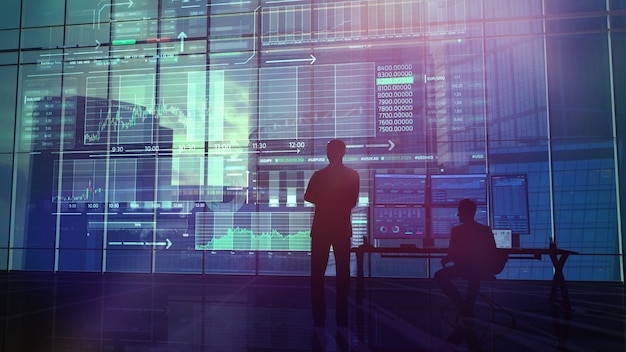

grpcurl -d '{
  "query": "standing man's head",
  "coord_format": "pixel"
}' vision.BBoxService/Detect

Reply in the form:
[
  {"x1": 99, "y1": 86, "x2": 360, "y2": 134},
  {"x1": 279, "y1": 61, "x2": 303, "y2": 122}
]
[
  {"x1": 457, "y1": 198, "x2": 477, "y2": 224},
  {"x1": 327, "y1": 139, "x2": 346, "y2": 163}
]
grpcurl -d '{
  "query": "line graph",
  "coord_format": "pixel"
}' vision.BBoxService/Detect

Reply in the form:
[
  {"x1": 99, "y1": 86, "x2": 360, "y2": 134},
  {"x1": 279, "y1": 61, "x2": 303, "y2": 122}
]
[
  {"x1": 84, "y1": 72, "x2": 209, "y2": 145},
  {"x1": 83, "y1": 103, "x2": 154, "y2": 144},
  {"x1": 52, "y1": 159, "x2": 145, "y2": 203},
  {"x1": 84, "y1": 75, "x2": 157, "y2": 145},
  {"x1": 53, "y1": 159, "x2": 108, "y2": 202},
  {"x1": 195, "y1": 212, "x2": 313, "y2": 251}
]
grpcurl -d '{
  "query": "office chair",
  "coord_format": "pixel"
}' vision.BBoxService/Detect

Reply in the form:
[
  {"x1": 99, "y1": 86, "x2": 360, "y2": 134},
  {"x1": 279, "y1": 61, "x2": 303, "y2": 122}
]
[{"x1": 440, "y1": 249, "x2": 515, "y2": 327}]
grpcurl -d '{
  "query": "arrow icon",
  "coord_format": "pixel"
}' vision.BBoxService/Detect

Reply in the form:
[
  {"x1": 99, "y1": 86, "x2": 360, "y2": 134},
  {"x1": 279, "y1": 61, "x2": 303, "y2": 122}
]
[
  {"x1": 108, "y1": 238, "x2": 172, "y2": 249},
  {"x1": 266, "y1": 55, "x2": 316, "y2": 65},
  {"x1": 260, "y1": 148, "x2": 301, "y2": 154},
  {"x1": 364, "y1": 140, "x2": 395, "y2": 151},
  {"x1": 97, "y1": 0, "x2": 134, "y2": 29},
  {"x1": 177, "y1": 32, "x2": 187, "y2": 52}
]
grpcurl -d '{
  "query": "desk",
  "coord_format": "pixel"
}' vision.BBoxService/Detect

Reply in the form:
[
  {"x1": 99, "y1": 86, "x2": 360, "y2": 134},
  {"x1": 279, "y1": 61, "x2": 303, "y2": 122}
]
[{"x1": 351, "y1": 245, "x2": 578, "y2": 310}]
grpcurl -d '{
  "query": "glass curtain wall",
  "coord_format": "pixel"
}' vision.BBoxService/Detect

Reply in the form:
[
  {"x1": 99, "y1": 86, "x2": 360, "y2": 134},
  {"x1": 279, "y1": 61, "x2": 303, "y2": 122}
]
[{"x1": 0, "y1": 0, "x2": 623, "y2": 281}]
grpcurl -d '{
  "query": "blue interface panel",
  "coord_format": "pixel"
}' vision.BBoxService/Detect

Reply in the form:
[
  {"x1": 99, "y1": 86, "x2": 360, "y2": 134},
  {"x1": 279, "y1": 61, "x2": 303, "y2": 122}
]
[
  {"x1": 430, "y1": 174, "x2": 487, "y2": 205},
  {"x1": 374, "y1": 174, "x2": 426, "y2": 205}
]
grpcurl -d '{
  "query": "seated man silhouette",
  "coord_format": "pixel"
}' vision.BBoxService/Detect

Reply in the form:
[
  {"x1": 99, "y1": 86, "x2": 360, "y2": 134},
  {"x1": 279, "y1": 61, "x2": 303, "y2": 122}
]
[{"x1": 434, "y1": 198, "x2": 497, "y2": 317}]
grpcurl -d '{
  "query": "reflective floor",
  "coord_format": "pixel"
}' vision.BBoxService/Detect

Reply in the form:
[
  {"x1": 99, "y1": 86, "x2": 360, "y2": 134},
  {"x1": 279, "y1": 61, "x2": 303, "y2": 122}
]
[{"x1": 0, "y1": 272, "x2": 624, "y2": 351}]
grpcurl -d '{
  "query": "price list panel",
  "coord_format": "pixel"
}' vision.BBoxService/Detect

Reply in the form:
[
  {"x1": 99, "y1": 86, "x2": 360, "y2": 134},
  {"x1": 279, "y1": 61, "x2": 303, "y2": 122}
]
[
  {"x1": 425, "y1": 53, "x2": 486, "y2": 143},
  {"x1": 20, "y1": 79, "x2": 77, "y2": 151},
  {"x1": 375, "y1": 64, "x2": 421, "y2": 137}
]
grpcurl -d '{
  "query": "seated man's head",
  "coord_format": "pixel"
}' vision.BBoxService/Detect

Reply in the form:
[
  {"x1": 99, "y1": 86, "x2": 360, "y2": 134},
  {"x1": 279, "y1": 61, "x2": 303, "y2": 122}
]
[{"x1": 457, "y1": 198, "x2": 477, "y2": 223}]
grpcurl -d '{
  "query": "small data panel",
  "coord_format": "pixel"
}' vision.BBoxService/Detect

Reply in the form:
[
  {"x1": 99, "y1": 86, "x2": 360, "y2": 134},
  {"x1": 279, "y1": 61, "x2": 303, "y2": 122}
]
[
  {"x1": 373, "y1": 206, "x2": 426, "y2": 239},
  {"x1": 491, "y1": 174, "x2": 530, "y2": 234}
]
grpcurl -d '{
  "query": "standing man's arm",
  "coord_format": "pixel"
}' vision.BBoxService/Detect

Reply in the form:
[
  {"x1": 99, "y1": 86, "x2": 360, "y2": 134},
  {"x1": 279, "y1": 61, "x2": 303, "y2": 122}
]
[
  {"x1": 304, "y1": 173, "x2": 318, "y2": 205},
  {"x1": 349, "y1": 171, "x2": 360, "y2": 209}
]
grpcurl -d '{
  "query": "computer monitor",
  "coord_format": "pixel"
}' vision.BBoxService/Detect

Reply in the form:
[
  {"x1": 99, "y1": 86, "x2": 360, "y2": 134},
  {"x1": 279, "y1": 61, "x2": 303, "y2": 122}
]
[
  {"x1": 492, "y1": 229, "x2": 513, "y2": 249},
  {"x1": 374, "y1": 173, "x2": 426, "y2": 205},
  {"x1": 373, "y1": 206, "x2": 426, "y2": 239},
  {"x1": 490, "y1": 174, "x2": 530, "y2": 235},
  {"x1": 430, "y1": 206, "x2": 488, "y2": 238},
  {"x1": 430, "y1": 174, "x2": 487, "y2": 205}
]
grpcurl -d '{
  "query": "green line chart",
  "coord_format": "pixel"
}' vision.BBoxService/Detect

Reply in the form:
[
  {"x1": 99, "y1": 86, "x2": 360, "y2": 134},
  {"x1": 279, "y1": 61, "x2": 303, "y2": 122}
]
[
  {"x1": 195, "y1": 212, "x2": 313, "y2": 251},
  {"x1": 84, "y1": 74, "x2": 157, "y2": 145}
]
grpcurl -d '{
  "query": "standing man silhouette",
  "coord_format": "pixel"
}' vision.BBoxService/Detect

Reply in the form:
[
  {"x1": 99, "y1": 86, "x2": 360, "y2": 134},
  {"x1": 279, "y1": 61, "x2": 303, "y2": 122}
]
[
  {"x1": 305, "y1": 139, "x2": 360, "y2": 328},
  {"x1": 434, "y1": 198, "x2": 497, "y2": 317}
]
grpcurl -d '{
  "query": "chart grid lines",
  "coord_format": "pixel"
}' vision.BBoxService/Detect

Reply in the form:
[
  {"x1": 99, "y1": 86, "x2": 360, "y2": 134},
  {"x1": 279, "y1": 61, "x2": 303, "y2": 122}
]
[
  {"x1": 258, "y1": 63, "x2": 375, "y2": 140},
  {"x1": 195, "y1": 212, "x2": 313, "y2": 251},
  {"x1": 261, "y1": 0, "x2": 467, "y2": 45},
  {"x1": 84, "y1": 74, "x2": 157, "y2": 146}
]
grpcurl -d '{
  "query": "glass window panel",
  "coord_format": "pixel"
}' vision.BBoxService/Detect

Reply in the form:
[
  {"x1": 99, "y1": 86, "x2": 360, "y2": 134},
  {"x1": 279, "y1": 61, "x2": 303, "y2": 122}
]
[
  {"x1": 0, "y1": 52, "x2": 18, "y2": 65},
  {"x1": 0, "y1": 249, "x2": 7, "y2": 270},
  {"x1": 546, "y1": 17, "x2": 608, "y2": 33},
  {"x1": 547, "y1": 34, "x2": 613, "y2": 138},
  {"x1": 551, "y1": 140, "x2": 618, "y2": 257},
  {"x1": 204, "y1": 252, "x2": 256, "y2": 274},
  {"x1": 485, "y1": 20, "x2": 544, "y2": 36},
  {"x1": 11, "y1": 153, "x2": 58, "y2": 250},
  {"x1": 66, "y1": 0, "x2": 104, "y2": 25},
  {"x1": 57, "y1": 249, "x2": 103, "y2": 272},
  {"x1": 564, "y1": 254, "x2": 621, "y2": 281},
  {"x1": 154, "y1": 250, "x2": 203, "y2": 274},
  {"x1": 0, "y1": 66, "x2": 17, "y2": 152},
  {"x1": 22, "y1": 0, "x2": 66, "y2": 28},
  {"x1": 104, "y1": 249, "x2": 151, "y2": 273},
  {"x1": 545, "y1": 0, "x2": 607, "y2": 14},
  {"x1": 614, "y1": 32, "x2": 626, "y2": 137},
  {"x1": 65, "y1": 24, "x2": 110, "y2": 48},
  {"x1": 373, "y1": 256, "x2": 428, "y2": 278},
  {"x1": 9, "y1": 248, "x2": 55, "y2": 271},
  {"x1": 0, "y1": 30, "x2": 19, "y2": 50},
  {"x1": 0, "y1": 154, "x2": 12, "y2": 249},
  {"x1": 257, "y1": 252, "x2": 312, "y2": 276},
  {"x1": 0, "y1": 0, "x2": 20, "y2": 30},
  {"x1": 612, "y1": 0, "x2": 626, "y2": 10},
  {"x1": 20, "y1": 27, "x2": 65, "y2": 50},
  {"x1": 485, "y1": 36, "x2": 548, "y2": 141},
  {"x1": 483, "y1": 0, "x2": 543, "y2": 18}
]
